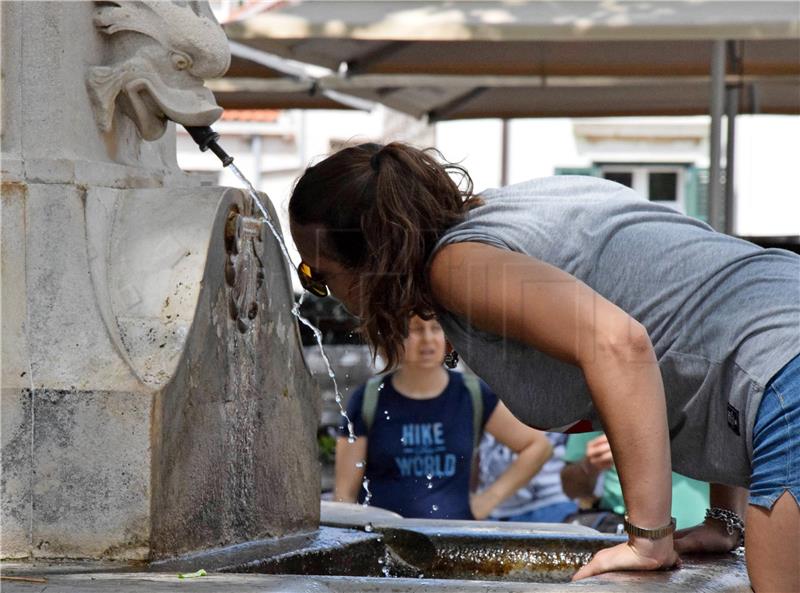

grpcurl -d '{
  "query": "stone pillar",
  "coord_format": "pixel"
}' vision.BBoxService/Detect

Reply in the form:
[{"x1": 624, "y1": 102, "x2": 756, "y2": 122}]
[{"x1": 1, "y1": 1, "x2": 319, "y2": 560}]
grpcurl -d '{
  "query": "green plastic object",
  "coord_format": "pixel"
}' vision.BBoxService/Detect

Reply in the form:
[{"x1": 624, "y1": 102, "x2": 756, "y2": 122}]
[{"x1": 177, "y1": 569, "x2": 207, "y2": 579}]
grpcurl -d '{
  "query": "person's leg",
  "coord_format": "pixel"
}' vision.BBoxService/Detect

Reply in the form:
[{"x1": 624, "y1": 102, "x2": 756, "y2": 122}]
[
  {"x1": 746, "y1": 491, "x2": 800, "y2": 593},
  {"x1": 747, "y1": 354, "x2": 800, "y2": 593},
  {"x1": 506, "y1": 508, "x2": 539, "y2": 522}
]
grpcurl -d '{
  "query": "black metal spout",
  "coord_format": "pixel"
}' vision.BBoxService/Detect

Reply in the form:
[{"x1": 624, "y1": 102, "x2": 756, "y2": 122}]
[{"x1": 183, "y1": 125, "x2": 234, "y2": 167}]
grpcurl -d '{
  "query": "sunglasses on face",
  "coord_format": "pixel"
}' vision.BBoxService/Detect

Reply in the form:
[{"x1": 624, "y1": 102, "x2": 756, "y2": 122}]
[{"x1": 297, "y1": 261, "x2": 329, "y2": 298}]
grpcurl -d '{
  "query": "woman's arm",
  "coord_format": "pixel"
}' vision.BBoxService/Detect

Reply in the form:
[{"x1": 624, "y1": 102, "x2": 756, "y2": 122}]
[
  {"x1": 471, "y1": 402, "x2": 553, "y2": 519},
  {"x1": 560, "y1": 434, "x2": 613, "y2": 501},
  {"x1": 334, "y1": 436, "x2": 367, "y2": 503},
  {"x1": 430, "y1": 242, "x2": 677, "y2": 575}
]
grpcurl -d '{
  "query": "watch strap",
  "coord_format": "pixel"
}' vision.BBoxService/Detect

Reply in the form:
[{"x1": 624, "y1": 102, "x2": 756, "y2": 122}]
[{"x1": 623, "y1": 515, "x2": 676, "y2": 540}]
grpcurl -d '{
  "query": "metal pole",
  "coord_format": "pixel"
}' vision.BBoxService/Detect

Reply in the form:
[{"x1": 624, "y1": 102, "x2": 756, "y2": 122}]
[
  {"x1": 724, "y1": 41, "x2": 743, "y2": 236},
  {"x1": 501, "y1": 118, "x2": 510, "y2": 186},
  {"x1": 251, "y1": 134, "x2": 263, "y2": 189},
  {"x1": 725, "y1": 85, "x2": 739, "y2": 235},
  {"x1": 708, "y1": 40, "x2": 726, "y2": 231}
]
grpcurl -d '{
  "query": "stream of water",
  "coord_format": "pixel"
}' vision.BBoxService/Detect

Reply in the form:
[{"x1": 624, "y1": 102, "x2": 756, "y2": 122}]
[{"x1": 227, "y1": 163, "x2": 372, "y2": 502}]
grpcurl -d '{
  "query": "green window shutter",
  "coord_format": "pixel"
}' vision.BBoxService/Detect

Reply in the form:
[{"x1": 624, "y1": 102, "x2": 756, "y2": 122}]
[
  {"x1": 554, "y1": 166, "x2": 602, "y2": 177},
  {"x1": 684, "y1": 166, "x2": 710, "y2": 223}
]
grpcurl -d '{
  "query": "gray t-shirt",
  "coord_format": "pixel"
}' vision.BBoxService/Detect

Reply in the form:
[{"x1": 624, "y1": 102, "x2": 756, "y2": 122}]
[{"x1": 431, "y1": 176, "x2": 800, "y2": 487}]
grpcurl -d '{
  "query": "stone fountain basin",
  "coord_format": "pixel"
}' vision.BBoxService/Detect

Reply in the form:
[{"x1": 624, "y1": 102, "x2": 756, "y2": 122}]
[
  {"x1": 146, "y1": 502, "x2": 750, "y2": 591},
  {"x1": 312, "y1": 502, "x2": 620, "y2": 582},
  {"x1": 1, "y1": 504, "x2": 751, "y2": 592}
]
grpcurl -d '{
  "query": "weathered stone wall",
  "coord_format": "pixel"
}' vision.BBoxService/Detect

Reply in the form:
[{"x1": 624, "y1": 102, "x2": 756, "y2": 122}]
[
  {"x1": 1, "y1": 0, "x2": 319, "y2": 560},
  {"x1": 149, "y1": 190, "x2": 320, "y2": 558}
]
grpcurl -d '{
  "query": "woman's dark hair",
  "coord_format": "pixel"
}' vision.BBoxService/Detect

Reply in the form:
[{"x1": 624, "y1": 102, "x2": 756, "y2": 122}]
[{"x1": 289, "y1": 142, "x2": 481, "y2": 370}]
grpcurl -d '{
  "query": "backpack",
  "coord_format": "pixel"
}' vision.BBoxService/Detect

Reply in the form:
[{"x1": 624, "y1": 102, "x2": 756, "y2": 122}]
[{"x1": 361, "y1": 372, "x2": 485, "y2": 455}]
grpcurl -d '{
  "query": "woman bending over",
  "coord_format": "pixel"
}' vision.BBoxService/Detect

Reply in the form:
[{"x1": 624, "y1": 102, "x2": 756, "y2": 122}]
[{"x1": 290, "y1": 142, "x2": 799, "y2": 591}]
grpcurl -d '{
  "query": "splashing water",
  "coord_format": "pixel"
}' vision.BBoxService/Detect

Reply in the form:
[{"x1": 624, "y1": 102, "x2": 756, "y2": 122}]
[
  {"x1": 381, "y1": 549, "x2": 392, "y2": 577},
  {"x1": 227, "y1": 163, "x2": 356, "y2": 442},
  {"x1": 362, "y1": 476, "x2": 373, "y2": 506},
  {"x1": 293, "y1": 292, "x2": 356, "y2": 442}
]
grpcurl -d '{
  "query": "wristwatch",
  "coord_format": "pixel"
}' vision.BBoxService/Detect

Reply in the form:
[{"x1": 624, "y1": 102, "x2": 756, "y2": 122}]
[{"x1": 623, "y1": 514, "x2": 677, "y2": 540}]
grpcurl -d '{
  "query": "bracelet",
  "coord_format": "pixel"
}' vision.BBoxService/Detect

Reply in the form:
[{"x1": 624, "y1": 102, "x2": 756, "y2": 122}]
[{"x1": 705, "y1": 507, "x2": 745, "y2": 546}]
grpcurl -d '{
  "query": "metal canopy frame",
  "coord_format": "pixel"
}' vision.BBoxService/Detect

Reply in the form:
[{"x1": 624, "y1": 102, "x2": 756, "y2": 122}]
[
  {"x1": 217, "y1": 2, "x2": 800, "y2": 121},
  {"x1": 215, "y1": 1, "x2": 800, "y2": 231}
]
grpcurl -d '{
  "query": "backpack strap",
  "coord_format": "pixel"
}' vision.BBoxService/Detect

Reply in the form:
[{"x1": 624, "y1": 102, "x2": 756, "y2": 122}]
[
  {"x1": 361, "y1": 376, "x2": 384, "y2": 434},
  {"x1": 462, "y1": 373, "x2": 484, "y2": 451}
]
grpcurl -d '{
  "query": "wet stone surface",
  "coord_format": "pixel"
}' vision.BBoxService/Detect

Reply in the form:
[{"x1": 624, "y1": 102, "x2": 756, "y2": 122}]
[{"x1": 1, "y1": 526, "x2": 751, "y2": 592}]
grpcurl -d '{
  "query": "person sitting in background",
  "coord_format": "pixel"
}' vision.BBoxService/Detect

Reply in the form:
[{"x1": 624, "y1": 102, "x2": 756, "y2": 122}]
[
  {"x1": 561, "y1": 432, "x2": 709, "y2": 533},
  {"x1": 334, "y1": 315, "x2": 553, "y2": 520},
  {"x1": 478, "y1": 432, "x2": 577, "y2": 523}
]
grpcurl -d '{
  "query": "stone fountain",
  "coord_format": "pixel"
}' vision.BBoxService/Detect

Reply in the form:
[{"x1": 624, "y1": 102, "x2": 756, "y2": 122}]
[
  {"x1": 1, "y1": 0, "x2": 318, "y2": 561},
  {"x1": 0, "y1": 2, "x2": 752, "y2": 591}
]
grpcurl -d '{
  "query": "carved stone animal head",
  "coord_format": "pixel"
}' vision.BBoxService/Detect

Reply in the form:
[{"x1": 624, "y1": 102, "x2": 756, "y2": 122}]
[{"x1": 87, "y1": 1, "x2": 231, "y2": 141}]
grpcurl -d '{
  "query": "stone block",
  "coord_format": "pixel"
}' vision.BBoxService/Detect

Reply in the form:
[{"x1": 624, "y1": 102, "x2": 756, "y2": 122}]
[
  {"x1": 0, "y1": 389, "x2": 33, "y2": 558},
  {"x1": 1, "y1": 181, "x2": 30, "y2": 390},
  {"x1": 23, "y1": 159, "x2": 75, "y2": 185},
  {"x1": 0, "y1": 1, "x2": 22, "y2": 158},
  {"x1": 0, "y1": 158, "x2": 25, "y2": 181},
  {"x1": 31, "y1": 388, "x2": 152, "y2": 559},
  {"x1": 24, "y1": 183, "x2": 142, "y2": 392}
]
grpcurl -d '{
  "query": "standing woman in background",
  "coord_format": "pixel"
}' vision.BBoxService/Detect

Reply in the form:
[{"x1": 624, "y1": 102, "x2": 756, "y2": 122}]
[
  {"x1": 334, "y1": 314, "x2": 553, "y2": 520},
  {"x1": 290, "y1": 142, "x2": 800, "y2": 592}
]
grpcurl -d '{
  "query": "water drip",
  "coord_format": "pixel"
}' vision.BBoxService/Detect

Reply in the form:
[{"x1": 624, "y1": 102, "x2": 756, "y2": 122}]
[{"x1": 361, "y1": 476, "x2": 372, "y2": 506}]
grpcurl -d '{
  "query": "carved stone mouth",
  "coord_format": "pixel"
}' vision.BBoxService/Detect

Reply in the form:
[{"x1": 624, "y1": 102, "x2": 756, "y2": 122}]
[{"x1": 124, "y1": 76, "x2": 223, "y2": 141}]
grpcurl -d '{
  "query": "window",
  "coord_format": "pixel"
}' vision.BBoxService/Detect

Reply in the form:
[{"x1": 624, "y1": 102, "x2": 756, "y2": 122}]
[
  {"x1": 599, "y1": 165, "x2": 685, "y2": 213},
  {"x1": 648, "y1": 172, "x2": 678, "y2": 202},
  {"x1": 603, "y1": 171, "x2": 633, "y2": 188},
  {"x1": 556, "y1": 165, "x2": 708, "y2": 221}
]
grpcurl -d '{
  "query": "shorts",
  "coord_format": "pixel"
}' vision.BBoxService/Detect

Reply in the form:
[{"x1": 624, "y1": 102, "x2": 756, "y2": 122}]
[{"x1": 749, "y1": 352, "x2": 800, "y2": 509}]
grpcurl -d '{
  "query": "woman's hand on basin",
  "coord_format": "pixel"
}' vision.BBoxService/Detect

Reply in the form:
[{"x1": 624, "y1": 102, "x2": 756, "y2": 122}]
[
  {"x1": 674, "y1": 484, "x2": 745, "y2": 555},
  {"x1": 571, "y1": 537, "x2": 680, "y2": 581},
  {"x1": 673, "y1": 522, "x2": 740, "y2": 555}
]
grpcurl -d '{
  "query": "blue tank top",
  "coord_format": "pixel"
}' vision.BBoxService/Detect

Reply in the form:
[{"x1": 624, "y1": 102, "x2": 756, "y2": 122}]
[{"x1": 339, "y1": 371, "x2": 498, "y2": 519}]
